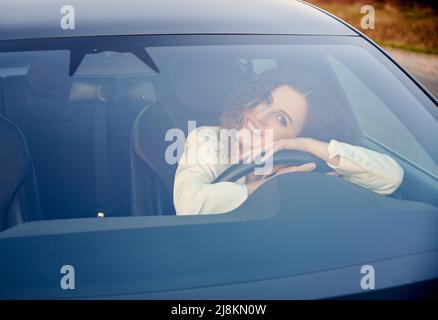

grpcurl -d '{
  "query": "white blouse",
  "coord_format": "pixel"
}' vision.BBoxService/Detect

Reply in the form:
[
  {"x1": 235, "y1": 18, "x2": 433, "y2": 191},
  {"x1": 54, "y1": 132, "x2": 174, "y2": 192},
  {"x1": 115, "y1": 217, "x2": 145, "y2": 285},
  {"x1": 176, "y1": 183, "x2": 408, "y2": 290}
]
[{"x1": 173, "y1": 126, "x2": 404, "y2": 215}]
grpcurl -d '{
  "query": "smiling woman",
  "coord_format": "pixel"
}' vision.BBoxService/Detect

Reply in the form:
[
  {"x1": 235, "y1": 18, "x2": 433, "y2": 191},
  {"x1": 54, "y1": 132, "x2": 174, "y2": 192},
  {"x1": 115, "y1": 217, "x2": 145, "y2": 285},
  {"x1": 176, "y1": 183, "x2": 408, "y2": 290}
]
[
  {"x1": 173, "y1": 68, "x2": 405, "y2": 215},
  {"x1": 0, "y1": 19, "x2": 437, "y2": 301},
  {"x1": 0, "y1": 34, "x2": 437, "y2": 226},
  {"x1": 1, "y1": 0, "x2": 438, "y2": 300}
]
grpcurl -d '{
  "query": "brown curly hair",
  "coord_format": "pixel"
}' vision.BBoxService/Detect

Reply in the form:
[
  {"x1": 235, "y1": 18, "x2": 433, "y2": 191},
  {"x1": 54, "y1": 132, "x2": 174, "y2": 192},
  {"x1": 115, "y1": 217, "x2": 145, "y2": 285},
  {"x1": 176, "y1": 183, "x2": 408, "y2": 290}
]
[{"x1": 220, "y1": 68, "x2": 361, "y2": 144}]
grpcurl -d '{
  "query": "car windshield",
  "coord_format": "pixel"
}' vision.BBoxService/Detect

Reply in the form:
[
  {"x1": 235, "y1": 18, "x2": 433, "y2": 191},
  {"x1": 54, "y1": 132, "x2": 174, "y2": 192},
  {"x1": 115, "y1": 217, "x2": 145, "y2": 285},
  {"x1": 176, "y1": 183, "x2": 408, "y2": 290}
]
[{"x1": 0, "y1": 35, "x2": 437, "y2": 224}]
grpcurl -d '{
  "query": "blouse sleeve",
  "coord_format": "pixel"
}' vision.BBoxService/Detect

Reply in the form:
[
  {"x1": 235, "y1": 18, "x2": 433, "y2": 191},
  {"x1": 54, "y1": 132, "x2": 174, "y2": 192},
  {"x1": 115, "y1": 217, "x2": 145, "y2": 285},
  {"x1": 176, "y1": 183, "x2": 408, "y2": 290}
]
[
  {"x1": 173, "y1": 127, "x2": 248, "y2": 215},
  {"x1": 326, "y1": 139, "x2": 404, "y2": 195}
]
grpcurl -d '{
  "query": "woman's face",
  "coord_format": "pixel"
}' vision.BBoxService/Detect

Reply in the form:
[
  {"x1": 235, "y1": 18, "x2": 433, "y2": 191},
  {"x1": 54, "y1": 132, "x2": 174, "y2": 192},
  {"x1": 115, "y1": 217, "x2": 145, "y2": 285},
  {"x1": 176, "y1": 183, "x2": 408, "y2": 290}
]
[{"x1": 238, "y1": 85, "x2": 309, "y2": 148}]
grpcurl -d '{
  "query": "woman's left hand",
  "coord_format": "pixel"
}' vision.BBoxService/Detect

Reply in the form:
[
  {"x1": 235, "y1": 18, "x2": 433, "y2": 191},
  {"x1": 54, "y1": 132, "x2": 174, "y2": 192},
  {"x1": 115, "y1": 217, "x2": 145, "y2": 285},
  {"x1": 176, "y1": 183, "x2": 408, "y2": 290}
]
[
  {"x1": 241, "y1": 137, "x2": 312, "y2": 163},
  {"x1": 242, "y1": 136, "x2": 341, "y2": 172}
]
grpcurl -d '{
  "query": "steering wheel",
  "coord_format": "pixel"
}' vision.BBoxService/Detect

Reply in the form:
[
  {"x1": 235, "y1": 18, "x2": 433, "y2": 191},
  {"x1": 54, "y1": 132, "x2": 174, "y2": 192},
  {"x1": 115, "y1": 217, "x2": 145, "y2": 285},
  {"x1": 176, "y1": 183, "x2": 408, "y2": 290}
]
[{"x1": 214, "y1": 150, "x2": 332, "y2": 183}]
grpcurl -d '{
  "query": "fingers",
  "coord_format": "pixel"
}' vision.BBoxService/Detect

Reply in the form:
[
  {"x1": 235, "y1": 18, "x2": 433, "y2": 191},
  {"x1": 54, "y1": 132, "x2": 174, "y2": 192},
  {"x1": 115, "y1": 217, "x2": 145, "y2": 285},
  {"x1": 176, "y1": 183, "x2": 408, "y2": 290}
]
[
  {"x1": 239, "y1": 147, "x2": 258, "y2": 162},
  {"x1": 240, "y1": 145, "x2": 268, "y2": 163},
  {"x1": 240, "y1": 142, "x2": 277, "y2": 163},
  {"x1": 258, "y1": 146, "x2": 276, "y2": 163},
  {"x1": 275, "y1": 162, "x2": 316, "y2": 175},
  {"x1": 240, "y1": 139, "x2": 303, "y2": 164}
]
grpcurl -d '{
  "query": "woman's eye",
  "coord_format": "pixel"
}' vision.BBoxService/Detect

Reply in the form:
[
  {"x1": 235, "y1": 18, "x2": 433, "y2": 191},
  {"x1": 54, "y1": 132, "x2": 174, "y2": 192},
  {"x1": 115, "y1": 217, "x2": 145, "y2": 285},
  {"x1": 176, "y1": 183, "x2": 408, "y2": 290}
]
[{"x1": 277, "y1": 114, "x2": 288, "y2": 127}]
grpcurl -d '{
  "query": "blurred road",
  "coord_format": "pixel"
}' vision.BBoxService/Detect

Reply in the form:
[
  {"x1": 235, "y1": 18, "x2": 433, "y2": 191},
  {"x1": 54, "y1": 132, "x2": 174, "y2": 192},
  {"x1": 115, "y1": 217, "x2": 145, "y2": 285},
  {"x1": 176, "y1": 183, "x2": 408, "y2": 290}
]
[{"x1": 384, "y1": 48, "x2": 438, "y2": 99}]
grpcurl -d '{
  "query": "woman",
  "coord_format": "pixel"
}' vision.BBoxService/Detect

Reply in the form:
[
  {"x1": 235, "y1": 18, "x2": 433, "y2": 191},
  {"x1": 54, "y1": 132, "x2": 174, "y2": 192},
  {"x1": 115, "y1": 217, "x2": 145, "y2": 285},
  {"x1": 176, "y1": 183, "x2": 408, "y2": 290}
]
[{"x1": 173, "y1": 69, "x2": 404, "y2": 215}]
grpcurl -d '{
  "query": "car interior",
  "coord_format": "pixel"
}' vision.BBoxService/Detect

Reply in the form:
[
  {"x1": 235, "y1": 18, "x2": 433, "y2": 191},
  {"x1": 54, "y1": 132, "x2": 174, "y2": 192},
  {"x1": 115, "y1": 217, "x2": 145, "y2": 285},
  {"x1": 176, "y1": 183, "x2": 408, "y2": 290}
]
[
  {"x1": 0, "y1": 44, "x2": 437, "y2": 232},
  {"x1": 0, "y1": 52, "x2": 253, "y2": 228}
]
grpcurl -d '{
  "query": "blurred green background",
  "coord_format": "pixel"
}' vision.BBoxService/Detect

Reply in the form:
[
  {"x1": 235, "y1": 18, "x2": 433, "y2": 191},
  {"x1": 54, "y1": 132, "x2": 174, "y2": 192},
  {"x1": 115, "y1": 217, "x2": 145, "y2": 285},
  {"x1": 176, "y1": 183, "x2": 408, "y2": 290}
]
[
  {"x1": 305, "y1": 0, "x2": 438, "y2": 97},
  {"x1": 306, "y1": 0, "x2": 438, "y2": 54}
]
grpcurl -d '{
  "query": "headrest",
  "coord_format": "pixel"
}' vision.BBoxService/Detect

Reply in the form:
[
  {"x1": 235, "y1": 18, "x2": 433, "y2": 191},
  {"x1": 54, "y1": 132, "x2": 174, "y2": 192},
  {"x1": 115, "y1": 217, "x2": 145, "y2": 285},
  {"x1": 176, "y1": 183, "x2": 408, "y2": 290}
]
[
  {"x1": 171, "y1": 57, "x2": 245, "y2": 115},
  {"x1": 69, "y1": 77, "x2": 156, "y2": 105},
  {"x1": 26, "y1": 53, "x2": 73, "y2": 99},
  {"x1": 69, "y1": 78, "x2": 117, "y2": 104}
]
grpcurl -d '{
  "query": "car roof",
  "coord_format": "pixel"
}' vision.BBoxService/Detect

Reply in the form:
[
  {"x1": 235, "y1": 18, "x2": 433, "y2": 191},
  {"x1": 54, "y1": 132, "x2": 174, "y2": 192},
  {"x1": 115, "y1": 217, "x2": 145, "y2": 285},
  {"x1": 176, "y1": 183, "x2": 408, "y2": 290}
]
[{"x1": 0, "y1": 0, "x2": 357, "y2": 41}]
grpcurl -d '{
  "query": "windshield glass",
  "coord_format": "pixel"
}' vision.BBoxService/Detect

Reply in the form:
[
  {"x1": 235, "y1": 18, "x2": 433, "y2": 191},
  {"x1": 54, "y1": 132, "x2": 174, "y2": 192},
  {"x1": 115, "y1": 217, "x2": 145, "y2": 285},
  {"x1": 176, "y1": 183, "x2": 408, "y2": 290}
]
[{"x1": 0, "y1": 35, "x2": 437, "y2": 224}]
